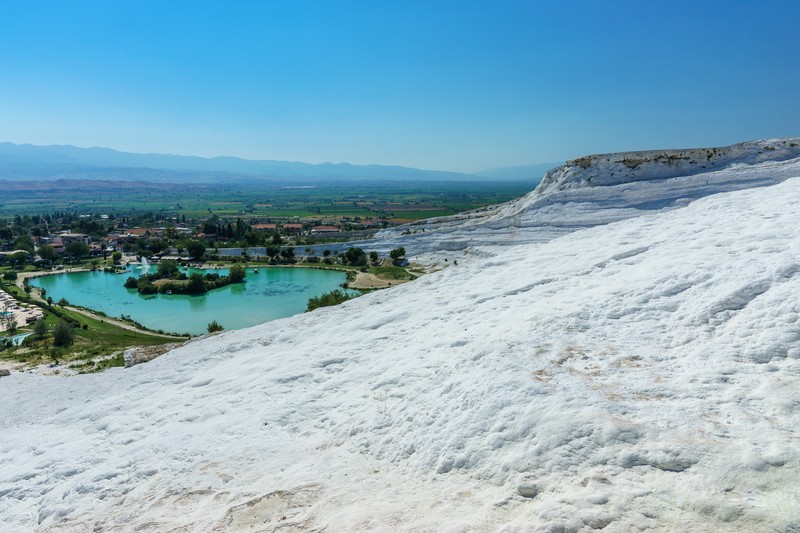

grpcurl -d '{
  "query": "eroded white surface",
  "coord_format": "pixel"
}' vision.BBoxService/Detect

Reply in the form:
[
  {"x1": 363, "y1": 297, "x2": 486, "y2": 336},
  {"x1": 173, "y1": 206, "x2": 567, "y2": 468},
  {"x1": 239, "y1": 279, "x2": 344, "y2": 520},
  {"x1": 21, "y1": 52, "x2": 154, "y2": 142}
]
[
  {"x1": 376, "y1": 137, "x2": 800, "y2": 266},
  {"x1": 2, "y1": 147, "x2": 800, "y2": 531}
]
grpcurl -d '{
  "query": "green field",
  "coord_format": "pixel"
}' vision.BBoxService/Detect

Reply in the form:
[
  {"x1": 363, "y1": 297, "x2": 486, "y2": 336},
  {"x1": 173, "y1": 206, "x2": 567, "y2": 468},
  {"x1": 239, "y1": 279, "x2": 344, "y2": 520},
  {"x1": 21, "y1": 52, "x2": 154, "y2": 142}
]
[{"x1": 0, "y1": 180, "x2": 536, "y2": 222}]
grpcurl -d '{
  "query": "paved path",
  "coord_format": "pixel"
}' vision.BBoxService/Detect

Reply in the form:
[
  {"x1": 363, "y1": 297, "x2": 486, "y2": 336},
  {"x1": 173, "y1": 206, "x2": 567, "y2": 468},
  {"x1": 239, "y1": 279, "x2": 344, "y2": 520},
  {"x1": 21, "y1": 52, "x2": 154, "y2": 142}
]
[{"x1": 349, "y1": 272, "x2": 412, "y2": 290}]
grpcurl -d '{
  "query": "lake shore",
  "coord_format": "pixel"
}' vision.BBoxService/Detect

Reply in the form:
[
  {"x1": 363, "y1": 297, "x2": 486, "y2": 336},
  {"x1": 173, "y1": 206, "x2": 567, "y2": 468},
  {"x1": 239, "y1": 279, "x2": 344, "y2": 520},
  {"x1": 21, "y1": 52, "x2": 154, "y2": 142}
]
[{"x1": 13, "y1": 269, "x2": 186, "y2": 339}]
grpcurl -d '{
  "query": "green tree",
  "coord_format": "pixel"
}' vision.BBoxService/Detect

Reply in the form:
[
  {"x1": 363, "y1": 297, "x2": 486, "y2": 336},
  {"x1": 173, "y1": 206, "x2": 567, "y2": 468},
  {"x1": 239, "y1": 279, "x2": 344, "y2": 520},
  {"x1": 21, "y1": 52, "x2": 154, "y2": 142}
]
[
  {"x1": 38, "y1": 244, "x2": 59, "y2": 262},
  {"x1": 186, "y1": 240, "x2": 206, "y2": 261},
  {"x1": 243, "y1": 231, "x2": 262, "y2": 247},
  {"x1": 344, "y1": 247, "x2": 367, "y2": 266},
  {"x1": 33, "y1": 318, "x2": 48, "y2": 340},
  {"x1": 7, "y1": 251, "x2": 30, "y2": 267},
  {"x1": 111, "y1": 251, "x2": 123, "y2": 265},
  {"x1": 52, "y1": 320, "x2": 74, "y2": 347},
  {"x1": 265, "y1": 245, "x2": 280, "y2": 262},
  {"x1": 137, "y1": 279, "x2": 157, "y2": 294},
  {"x1": 0, "y1": 227, "x2": 13, "y2": 242},
  {"x1": 390, "y1": 247, "x2": 406, "y2": 265},
  {"x1": 187, "y1": 273, "x2": 206, "y2": 293},
  {"x1": 13, "y1": 235, "x2": 35, "y2": 254},
  {"x1": 280, "y1": 246, "x2": 295, "y2": 263},
  {"x1": 369, "y1": 251, "x2": 379, "y2": 265},
  {"x1": 228, "y1": 264, "x2": 246, "y2": 283},
  {"x1": 65, "y1": 241, "x2": 91, "y2": 259},
  {"x1": 157, "y1": 259, "x2": 180, "y2": 277},
  {"x1": 148, "y1": 240, "x2": 167, "y2": 255}
]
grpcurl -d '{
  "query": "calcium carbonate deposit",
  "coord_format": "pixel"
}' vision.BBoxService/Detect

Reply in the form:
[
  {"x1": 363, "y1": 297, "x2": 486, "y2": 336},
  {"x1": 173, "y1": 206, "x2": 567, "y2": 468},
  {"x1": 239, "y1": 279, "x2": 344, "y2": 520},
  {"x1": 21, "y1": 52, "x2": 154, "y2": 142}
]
[{"x1": 2, "y1": 139, "x2": 799, "y2": 532}]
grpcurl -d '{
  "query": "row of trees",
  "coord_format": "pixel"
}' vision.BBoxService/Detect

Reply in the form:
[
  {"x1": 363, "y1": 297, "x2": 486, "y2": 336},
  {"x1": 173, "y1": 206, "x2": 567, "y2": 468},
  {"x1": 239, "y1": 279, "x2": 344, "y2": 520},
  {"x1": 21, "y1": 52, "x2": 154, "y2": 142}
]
[{"x1": 337, "y1": 246, "x2": 406, "y2": 267}]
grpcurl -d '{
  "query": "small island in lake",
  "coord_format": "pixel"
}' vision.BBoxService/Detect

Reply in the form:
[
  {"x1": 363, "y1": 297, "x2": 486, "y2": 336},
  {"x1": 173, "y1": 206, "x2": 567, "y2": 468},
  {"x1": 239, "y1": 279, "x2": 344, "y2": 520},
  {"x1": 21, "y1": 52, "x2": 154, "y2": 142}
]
[{"x1": 124, "y1": 260, "x2": 246, "y2": 295}]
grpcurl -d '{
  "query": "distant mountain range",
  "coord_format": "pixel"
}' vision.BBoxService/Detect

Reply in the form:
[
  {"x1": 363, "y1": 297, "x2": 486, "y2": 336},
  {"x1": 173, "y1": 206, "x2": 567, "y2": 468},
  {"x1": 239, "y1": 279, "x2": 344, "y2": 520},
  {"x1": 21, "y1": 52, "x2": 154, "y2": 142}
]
[{"x1": 0, "y1": 142, "x2": 550, "y2": 184}]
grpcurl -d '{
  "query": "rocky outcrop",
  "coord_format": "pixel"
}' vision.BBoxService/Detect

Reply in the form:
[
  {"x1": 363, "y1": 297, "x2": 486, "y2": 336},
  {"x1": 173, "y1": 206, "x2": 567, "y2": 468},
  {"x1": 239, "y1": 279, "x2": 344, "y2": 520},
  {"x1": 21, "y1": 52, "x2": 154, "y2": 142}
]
[{"x1": 373, "y1": 137, "x2": 800, "y2": 263}]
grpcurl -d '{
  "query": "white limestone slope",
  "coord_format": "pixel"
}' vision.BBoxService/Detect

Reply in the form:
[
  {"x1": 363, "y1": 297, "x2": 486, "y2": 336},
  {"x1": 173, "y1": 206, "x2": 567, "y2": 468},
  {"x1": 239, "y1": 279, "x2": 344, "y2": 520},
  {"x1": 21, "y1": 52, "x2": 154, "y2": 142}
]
[
  {"x1": 2, "y1": 149, "x2": 800, "y2": 531},
  {"x1": 376, "y1": 137, "x2": 800, "y2": 262}
]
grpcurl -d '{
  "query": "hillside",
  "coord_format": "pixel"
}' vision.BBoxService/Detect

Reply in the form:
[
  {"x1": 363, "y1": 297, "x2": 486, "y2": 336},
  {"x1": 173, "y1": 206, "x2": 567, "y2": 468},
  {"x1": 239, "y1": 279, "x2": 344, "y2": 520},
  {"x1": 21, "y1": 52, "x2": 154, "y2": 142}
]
[
  {"x1": 0, "y1": 142, "x2": 483, "y2": 183},
  {"x1": 374, "y1": 137, "x2": 800, "y2": 262},
  {"x1": 2, "y1": 140, "x2": 800, "y2": 531}
]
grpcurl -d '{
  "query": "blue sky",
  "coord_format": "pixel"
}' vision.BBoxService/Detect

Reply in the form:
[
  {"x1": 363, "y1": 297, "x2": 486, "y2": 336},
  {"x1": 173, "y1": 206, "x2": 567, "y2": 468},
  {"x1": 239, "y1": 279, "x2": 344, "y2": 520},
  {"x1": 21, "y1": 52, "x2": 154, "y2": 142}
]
[{"x1": 1, "y1": 0, "x2": 799, "y2": 172}]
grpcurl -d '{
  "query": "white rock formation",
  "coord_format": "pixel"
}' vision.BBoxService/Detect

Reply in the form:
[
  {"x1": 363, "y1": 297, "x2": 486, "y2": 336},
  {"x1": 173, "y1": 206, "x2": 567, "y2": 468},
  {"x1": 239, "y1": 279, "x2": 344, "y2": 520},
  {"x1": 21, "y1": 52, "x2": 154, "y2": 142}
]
[
  {"x1": 1, "y1": 139, "x2": 799, "y2": 531},
  {"x1": 375, "y1": 137, "x2": 800, "y2": 264}
]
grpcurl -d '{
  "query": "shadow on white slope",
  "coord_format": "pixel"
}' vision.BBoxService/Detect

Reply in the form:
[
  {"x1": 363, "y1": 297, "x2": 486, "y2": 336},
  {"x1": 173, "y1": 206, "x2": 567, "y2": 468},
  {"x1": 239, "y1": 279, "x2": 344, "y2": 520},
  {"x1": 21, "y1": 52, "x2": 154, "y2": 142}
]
[{"x1": 1, "y1": 140, "x2": 799, "y2": 531}]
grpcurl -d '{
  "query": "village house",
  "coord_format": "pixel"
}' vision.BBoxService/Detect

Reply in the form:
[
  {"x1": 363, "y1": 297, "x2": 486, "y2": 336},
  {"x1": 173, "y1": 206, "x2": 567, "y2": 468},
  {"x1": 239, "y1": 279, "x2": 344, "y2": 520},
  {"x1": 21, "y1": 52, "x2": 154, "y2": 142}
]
[
  {"x1": 56, "y1": 232, "x2": 89, "y2": 245},
  {"x1": 310, "y1": 225, "x2": 341, "y2": 234},
  {"x1": 252, "y1": 223, "x2": 277, "y2": 231},
  {"x1": 281, "y1": 223, "x2": 304, "y2": 234}
]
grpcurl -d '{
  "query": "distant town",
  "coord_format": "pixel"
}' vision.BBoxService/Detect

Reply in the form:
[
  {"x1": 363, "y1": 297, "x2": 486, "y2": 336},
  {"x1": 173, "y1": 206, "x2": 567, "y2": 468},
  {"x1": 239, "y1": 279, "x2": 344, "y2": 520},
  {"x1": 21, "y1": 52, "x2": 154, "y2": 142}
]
[{"x1": 0, "y1": 211, "x2": 392, "y2": 268}]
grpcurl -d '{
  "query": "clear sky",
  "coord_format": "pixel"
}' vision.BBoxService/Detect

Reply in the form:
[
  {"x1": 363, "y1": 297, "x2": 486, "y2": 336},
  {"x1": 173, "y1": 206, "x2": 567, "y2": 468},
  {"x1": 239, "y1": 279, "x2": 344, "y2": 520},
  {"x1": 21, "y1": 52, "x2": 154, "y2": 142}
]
[{"x1": 1, "y1": 0, "x2": 799, "y2": 172}]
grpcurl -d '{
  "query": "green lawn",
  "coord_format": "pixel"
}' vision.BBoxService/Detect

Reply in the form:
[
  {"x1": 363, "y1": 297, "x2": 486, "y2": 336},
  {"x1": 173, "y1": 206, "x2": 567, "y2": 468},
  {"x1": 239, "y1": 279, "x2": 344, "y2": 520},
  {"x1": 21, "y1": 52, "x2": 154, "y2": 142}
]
[
  {"x1": 1, "y1": 280, "x2": 184, "y2": 372},
  {"x1": 368, "y1": 266, "x2": 416, "y2": 280}
]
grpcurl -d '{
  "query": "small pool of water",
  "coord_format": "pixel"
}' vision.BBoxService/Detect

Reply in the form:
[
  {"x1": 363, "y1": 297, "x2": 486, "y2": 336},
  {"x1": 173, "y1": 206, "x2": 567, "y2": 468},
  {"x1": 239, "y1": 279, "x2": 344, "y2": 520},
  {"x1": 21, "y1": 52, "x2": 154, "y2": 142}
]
[
  {"x1": 30, "y1": 266, "x2": 350, "y2": 335},
  {"x1": 1, "y1": 333, "x2": 32, "y2": 347}
]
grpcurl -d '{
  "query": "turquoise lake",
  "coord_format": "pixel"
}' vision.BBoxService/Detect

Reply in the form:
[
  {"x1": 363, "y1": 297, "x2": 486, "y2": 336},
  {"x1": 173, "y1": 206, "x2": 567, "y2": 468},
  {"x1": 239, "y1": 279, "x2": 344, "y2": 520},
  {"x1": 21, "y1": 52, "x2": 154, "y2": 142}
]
[{"x1": 29, "y1": 266, "x2": 349, "y2": 335}]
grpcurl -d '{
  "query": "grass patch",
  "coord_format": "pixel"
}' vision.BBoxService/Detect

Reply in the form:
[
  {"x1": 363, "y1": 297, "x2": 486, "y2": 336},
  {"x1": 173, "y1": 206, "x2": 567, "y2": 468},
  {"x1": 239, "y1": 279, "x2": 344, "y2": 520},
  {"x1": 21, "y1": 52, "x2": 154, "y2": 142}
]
[
  {"x1": 1, "y1": 283, "x2": 183, "y2": 372},
  {"x1": 368, "y1": 266, "x2": 415, "y2": 280}
]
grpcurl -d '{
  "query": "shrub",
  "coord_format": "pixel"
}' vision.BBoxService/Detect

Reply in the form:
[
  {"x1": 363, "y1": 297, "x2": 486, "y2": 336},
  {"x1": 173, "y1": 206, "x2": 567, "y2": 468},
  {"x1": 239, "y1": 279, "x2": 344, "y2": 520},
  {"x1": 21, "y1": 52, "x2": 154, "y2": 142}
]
[
  {"x1": 186, "y1": 240, "x2": 206, "y2": 261},
  {"x1": 187, "y1": 273, "x2": 206, "y2": 294},
  {"x1": 124, "y1": 277, "x2": 139, "y2": 289},
  {"x1": 207, "y1": 320, "x2": 224, "y2": 333},
  {"x1": 137, "y1": 279, "x2": 157, "y2": 295},
  {"x1": 307, "y1": 289, "x2": 356, "y2": 312},
  {"x1": 389, "y1": 247, "x2": 406, "y2": 265},
  {"x1": 228, "y1": 264, "x2": 246, "y2": 283},
  {"x1": 344, "y1": 247, "x2": 367, "y2": 266},
  {"x1": 52, "y1": 320, "x2": 74, "y2": 347},
  {"x1": 157, "y1": 259, "x2": 180, "y2": 277},
  {"x1": 157, "y1": 280, "x2": 183, "y2": 294},
  {"x1": 33, "y1": 318, "x2": 48, "y2": 340}
]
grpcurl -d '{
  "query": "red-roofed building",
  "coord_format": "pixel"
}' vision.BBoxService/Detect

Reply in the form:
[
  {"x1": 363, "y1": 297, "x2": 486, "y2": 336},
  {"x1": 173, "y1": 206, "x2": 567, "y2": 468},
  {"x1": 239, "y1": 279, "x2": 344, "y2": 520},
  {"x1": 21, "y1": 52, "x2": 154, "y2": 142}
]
[{"x1": 282, "y1": 223, "x2": 304, "y2": 233}]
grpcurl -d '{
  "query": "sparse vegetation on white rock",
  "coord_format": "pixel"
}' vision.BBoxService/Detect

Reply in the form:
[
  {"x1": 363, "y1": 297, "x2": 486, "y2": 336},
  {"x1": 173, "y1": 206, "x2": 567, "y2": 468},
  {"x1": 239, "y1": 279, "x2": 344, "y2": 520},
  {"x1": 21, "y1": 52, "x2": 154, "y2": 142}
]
[{"x1": 1, "y1": 139, "x2": 800, "y2": 531}]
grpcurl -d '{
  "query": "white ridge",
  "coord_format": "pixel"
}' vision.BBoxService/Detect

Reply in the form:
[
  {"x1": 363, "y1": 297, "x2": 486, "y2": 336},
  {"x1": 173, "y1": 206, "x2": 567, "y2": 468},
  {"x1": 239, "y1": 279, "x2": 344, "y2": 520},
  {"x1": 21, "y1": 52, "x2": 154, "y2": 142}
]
[{"x1": 375, "y1": 137, "x2": 800, "y2": 264}]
